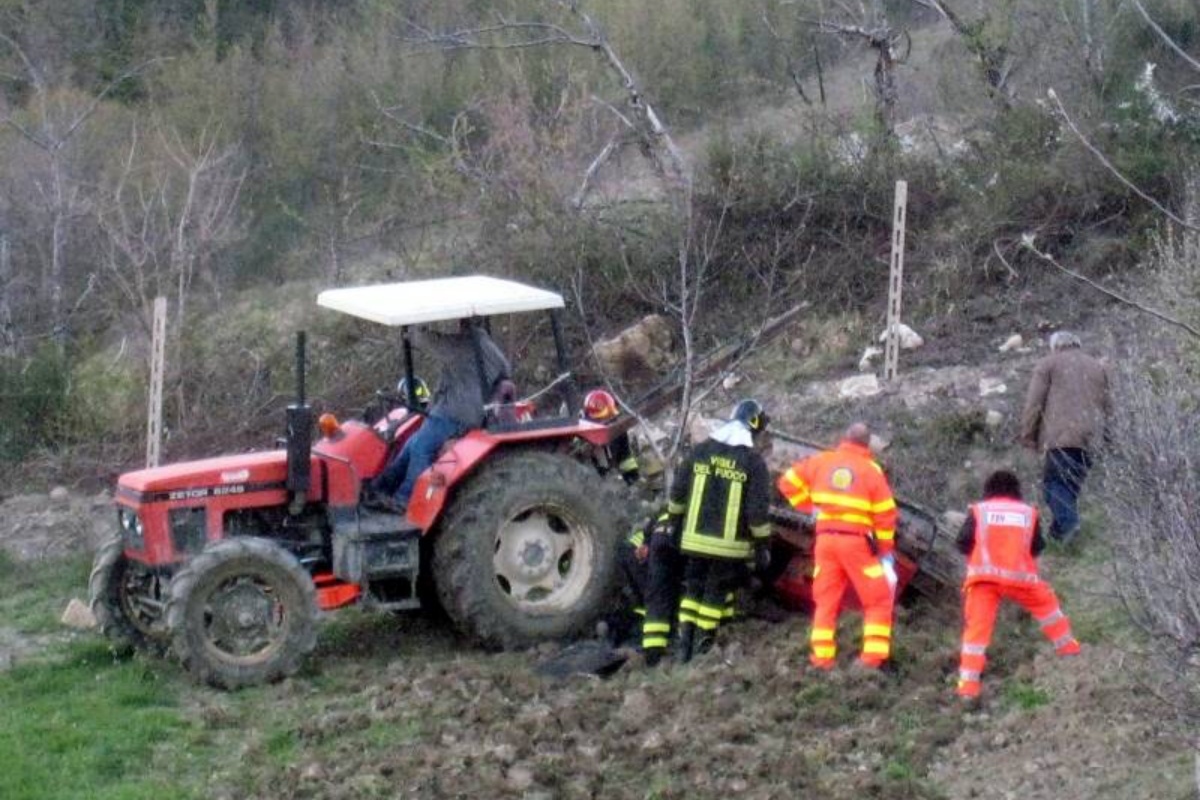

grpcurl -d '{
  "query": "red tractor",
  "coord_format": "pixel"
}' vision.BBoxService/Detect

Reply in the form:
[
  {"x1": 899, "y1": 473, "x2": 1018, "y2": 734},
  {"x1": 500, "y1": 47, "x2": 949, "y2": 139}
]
[{"x1": 90, "y1": 276, "x2": 636, "y2": 688}]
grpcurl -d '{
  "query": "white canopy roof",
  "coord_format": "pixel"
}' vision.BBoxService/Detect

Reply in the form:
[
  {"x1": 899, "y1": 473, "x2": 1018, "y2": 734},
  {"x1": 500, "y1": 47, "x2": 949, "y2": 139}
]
[{"x1": 316, "y1": 275, "x2": 565, "y2": 326}]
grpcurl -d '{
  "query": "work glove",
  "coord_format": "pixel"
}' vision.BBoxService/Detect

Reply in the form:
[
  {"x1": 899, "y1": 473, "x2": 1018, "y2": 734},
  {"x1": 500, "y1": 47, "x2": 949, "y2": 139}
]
[
  {"x1": 649, "y1": 514, "x2": 678, "y2": 540},
  {"x1": 753, "y1": 545, "x2": 772, "y2": 574},
  {"x1": 880, "y1": 554, "x2": 898, "y2": 593}
]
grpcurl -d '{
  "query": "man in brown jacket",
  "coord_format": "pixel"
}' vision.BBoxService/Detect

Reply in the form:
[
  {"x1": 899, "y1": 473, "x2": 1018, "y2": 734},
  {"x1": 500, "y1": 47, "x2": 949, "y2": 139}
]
[{"x1": 1019, "y1": 331, "x2": 1111, "y2": 544}]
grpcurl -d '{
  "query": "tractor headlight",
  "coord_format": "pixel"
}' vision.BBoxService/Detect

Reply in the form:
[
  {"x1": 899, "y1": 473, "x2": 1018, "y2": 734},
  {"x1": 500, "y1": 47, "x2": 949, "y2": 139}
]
[{"x1": 118, "y1": 509, "x2": 144, "y2": 550}]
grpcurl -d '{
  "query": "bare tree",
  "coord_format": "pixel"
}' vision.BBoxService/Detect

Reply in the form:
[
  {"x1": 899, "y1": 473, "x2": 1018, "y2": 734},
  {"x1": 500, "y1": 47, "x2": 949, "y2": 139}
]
[
  {"x1": 0, "y1": 29, "x2": 160, "y2": 344},
  {"x1": 395, "y1": 0, "x2": 690, "y2": 211},
  {"x1": 796, "y1": 0, "x2": 909, "y2": 135},
  {"x1": 96, "y1": 118, "x2": 247, "y2": 339},
  {"x1": 910, "y1": 0, "x2": 1020, "y2": 104}
]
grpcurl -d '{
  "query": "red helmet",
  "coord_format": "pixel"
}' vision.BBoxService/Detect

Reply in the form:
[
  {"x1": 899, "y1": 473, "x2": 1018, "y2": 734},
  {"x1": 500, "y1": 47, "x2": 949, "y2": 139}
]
[{"x1": 583, "y1": 388, "x2": 619, "y2": 421}]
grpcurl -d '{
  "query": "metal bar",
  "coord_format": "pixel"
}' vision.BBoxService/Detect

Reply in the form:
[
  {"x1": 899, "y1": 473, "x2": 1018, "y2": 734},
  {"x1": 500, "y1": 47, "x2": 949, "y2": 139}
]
[
  {"x1": 884, "y1": 180, "x2": 908, "y2": 382},
  {"x1": 146, "y1": 296, "x2": 167, "y2": 468},
  {"x1": 550, "y1": 309, "x2": 577, "y2": 415},
  {"x1": 402, "y1": 325, "x2": 417, "y2": 409}
]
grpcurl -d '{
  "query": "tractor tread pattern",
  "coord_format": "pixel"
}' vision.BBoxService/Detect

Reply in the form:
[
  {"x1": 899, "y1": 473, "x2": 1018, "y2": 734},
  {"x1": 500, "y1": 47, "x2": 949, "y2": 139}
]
[
  {"x1": 431, "y1": 450, "x2": 633, "y2": 650},
  {"x1": 88, "y1": 534, "x2": 165, "y2": 654},
  {"x1": 166, "y1": 536, "x2": 317, "y2": 690}
]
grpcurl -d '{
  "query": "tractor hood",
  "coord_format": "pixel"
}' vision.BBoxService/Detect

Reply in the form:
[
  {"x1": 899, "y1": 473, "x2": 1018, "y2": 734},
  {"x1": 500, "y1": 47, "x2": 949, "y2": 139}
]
[{"x1": 117, "y1": 451, "x2": 289, "y2": 502}]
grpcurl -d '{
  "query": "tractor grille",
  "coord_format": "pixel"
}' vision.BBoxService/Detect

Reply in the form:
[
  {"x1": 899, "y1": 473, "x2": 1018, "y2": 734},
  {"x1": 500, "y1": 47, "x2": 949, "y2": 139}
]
[{"x1": 170, "y1": 508, "x2": 208, "y2": 556}]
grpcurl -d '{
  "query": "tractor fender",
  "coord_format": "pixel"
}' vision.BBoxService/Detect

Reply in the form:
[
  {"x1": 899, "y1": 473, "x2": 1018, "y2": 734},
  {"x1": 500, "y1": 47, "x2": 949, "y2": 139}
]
[{"x1": 406, "y1": 421, "x2": 613, "y2": 532}]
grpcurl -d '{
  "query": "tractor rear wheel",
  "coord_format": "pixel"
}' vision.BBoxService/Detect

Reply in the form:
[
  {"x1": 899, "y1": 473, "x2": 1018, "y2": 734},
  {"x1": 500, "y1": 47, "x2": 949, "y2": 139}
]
[
  {"x1": 432, "y1": 450, "x2": 632, "y2": 649},
  {"x1": 89, "y1": 534, "x2": 168, "y2": 653},
  {"x1": 166, "y1": 537, "x2": 317, "y2": 690}
]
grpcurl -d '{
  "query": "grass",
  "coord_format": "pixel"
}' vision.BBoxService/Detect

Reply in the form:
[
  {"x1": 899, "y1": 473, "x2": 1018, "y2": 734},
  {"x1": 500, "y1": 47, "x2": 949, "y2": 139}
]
[
  {"x1": 1001, "y1": 679, "x2": 1052, "y2": 710},
  {"x1": 0, "y1": 641, "x2": 194, "y2": 800},
  {"x1": 0, "y1": 550, "x2": 93, "y2": 635}
]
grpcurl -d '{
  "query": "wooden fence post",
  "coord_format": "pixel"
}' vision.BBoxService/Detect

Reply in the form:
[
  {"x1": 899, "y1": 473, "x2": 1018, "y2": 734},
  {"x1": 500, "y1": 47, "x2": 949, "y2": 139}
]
[
  {"x1": 883, "y1": 180, "x2": 908, "y2": 382},
  {"x1": 146, "y1": 297, "x2": 167, "y2": 468}
]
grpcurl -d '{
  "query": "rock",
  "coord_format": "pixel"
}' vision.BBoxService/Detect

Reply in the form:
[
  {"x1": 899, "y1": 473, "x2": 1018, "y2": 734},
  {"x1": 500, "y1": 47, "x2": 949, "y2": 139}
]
[
  {"x1": 978, "y1": 378, "x2": 1007, "y2": 397},
  {"x1": 869, "y1": 434, "x2": 890, "y2": 453},
  {"x1": 505, "y1": 765, "x2": 535, "y2": 791},
  {"x1": 640, "y1": 730, "x2": 664, "y2": 751},
  {"x1": 877, "y1": 323, "x2": 924, "y2": 350},
  {"x1": 985, "y1": 409, "x2": 1004, "y2": 428},
  {"x1": 60, "y1": 598, "x2": 96, "y2": 629},
  {"x1": 721, "y1": 373, "x2": 742, "y2": 390},
  {"x1": 300, "y1": 763, "x2": 327, "y2": 781},
  {"x1": 942, "y1": 510, "x2": 967, "y2": 531},
  {"x1": 998, "y1": 334, "x2": 1023, "y2": 353},
  {"x1": 789, "y1": 338, "x2": 807, "y2": 356},
  {"x1": 839, "y1": 374, "x2": 881, "y2": 399},
  {"x1": 49, "y1": 486, "x2": 70, "y2": 504},
  {"x1": 858, "y1": 346, "x2": 883, "y2": 372},
  {"x1": 592, "y1": 314, "x2": 675, "y2": 386}
]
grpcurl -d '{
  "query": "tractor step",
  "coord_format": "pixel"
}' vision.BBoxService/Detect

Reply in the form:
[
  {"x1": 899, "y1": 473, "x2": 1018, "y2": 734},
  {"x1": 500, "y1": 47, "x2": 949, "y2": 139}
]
[{"x1": 332, "y1": 509, "x2": 422, "y2": 590}]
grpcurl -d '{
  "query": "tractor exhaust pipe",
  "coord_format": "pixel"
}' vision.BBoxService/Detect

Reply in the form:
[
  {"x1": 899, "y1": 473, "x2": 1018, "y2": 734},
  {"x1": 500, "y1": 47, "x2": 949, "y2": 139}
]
[{"x1": 287, "y1": 330, "x2": 312, "y2": 514}]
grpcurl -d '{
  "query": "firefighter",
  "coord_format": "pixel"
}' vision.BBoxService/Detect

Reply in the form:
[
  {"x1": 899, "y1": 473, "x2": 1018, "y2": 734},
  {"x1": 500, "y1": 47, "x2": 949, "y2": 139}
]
[
  {"x1": 664, "y1": 399, "x2": 773, "y2": 664},
  {"x1": 582, "y1": 388, "x2": 640, "y2": 484},
  {"x1": 398, "y1": 376, "x2": 431, "y2": 412},
  {"x1": 611, "y1": 511, "x2": 681, "y2": 663},
  {"x1": 778, "y1": 422, "x2": 898, "y2": 671},
  {"x1": 956, "y1": 469, "x2": 1080, "y2": 701}
]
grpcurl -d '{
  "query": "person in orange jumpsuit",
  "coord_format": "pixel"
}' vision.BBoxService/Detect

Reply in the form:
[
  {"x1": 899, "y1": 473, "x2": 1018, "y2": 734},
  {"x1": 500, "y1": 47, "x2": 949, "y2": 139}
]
[
  {"x1": 778, "y1": 422, "x2": 898, "y2": 670},
  {"x1": 956, "y1": 469, "x2": 1080, "y2": 700}
]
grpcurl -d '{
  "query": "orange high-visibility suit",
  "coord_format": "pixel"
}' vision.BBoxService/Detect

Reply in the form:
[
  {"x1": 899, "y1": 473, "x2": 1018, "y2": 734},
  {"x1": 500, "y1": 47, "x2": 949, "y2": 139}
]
[
  {"x1": 778, "y1": 440, "x2": 898, "y2": 669},
  {"x1": 957, "y1": 497, "x2": 1080, "y2": 698}
]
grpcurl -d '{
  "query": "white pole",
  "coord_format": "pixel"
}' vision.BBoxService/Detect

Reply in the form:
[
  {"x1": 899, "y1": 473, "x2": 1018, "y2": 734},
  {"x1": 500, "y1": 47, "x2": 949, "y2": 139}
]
[
  {"x1": 146, "y1": 297, "x2": 167, "y2": 468},
  {"x1": 883, "y1": 180, "x2": 908, "y2": 382}
]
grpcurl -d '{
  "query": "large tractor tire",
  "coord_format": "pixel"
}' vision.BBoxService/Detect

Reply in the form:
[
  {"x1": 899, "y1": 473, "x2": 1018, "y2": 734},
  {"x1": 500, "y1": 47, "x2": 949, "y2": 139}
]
[
  {"x1": 89, "y1": 534, "x2": 168, "y2": 653},
  {"x1": 432, "y1": 450, "x2": 633, "y2": 649},
  {"x1": 166, "y1": 537, "x2": 317, "y2": 690}
]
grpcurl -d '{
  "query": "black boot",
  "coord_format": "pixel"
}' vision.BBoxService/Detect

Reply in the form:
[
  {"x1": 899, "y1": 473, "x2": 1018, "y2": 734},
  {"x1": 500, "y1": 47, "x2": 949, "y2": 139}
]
[
  {"x1": 693, "y1": 628, "x2": 716, "y2": 659},
  {"x1": 675, "y1": 622, "x2": 695, "y2": 664}
]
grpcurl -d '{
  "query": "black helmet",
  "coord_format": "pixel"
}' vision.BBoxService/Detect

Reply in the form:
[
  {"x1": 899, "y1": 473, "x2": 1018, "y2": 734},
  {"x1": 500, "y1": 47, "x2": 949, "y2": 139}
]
[
  {"x1": 398, "y1": 377, "x2": 431, "y2": 409},
  {"x1": 732, "y1": 398, "x2": 769, "y2": 433}
]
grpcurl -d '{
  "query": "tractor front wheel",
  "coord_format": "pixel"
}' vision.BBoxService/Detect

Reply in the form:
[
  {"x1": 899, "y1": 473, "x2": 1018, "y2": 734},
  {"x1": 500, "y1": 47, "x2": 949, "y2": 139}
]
[
  {"x1": 89, "y1": 534, "x2": 168, "y2": 653},
  {"x1": 432, "y1": 450, "x2": 631, "y2": 649},
  {"x1": 166, "y1": 537, "x2": 317, "y2": 690}
]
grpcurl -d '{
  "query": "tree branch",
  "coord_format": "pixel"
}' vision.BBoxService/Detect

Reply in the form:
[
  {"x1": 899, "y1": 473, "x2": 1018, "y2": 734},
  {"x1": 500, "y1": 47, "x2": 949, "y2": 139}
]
[
  {"x1": 1048, "y1": 88, "x2": 1199, "y2": 232},
  {"x1": 1022, "y1": 236, "x2": 1200, "y2": 339}
]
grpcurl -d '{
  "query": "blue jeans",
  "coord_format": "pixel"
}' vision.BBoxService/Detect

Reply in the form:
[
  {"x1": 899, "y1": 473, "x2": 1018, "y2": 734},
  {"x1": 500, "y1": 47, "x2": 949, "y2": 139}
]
[
  {"x1": 374, "y1": 414, "x2": 463, "y2": 506},
  {"x1": 1043, "y1": 447, "x2": 1092, "y2": 541}
]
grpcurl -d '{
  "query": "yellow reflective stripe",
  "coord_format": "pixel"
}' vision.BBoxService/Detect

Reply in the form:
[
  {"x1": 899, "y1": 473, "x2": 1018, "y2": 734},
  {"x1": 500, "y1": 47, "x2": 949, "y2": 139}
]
[
  {"x1": 816, "y1": 510, "x2": 874, "y2": 526},
  {"x1": 633, "y1": 607, "x2": 646, "y2": 617},
  {"x1": 643, "y1": 636, "x2": 668, "y2": 648},
  {"x1": 812, "y1": 645, "x2": 836, "y2": 658},
  {"x1": 871, "y1": 497, "x2": 896, "y2": 513},
  {"x1": 678, "y1": 611, "x2": 698, "y2": 624},
  {"x1": 722, "y1": 606, "x2": 735, "y2": 619},
  {"x1": 679, "y1": 598, "x2": 701, "y2": 612},
  {"x1": 627, "y1": 530, "x2": 645, "y2": 547},
  {"x1": 749, "y1": 523, "x2": 771, "y2": 539},
  {"x1": 683, "y1": 473, "x2": 707, "y2": 539},
  {"x1": 695, "y1": 603, "x2": 725, "y2": 620},
  {"x1": 863, "y1": 624, "x2": 892, "y2": 638},
  {"x1": 810, "y1": 627, "x2": 835, "y2": 643},
  {"x1": 875, "y1": 530, "x2": 895, "y2": 541},
  {"x1": 788, "y1": 493, "x2": 807, "y2": 509},
  {"x1": 680, "y1": 531, "x2": 752, "y2": 558},
  {"x1": 667, "y1": 500, "x2": 687, "y2": 514},
  {"x1": 813, "y1": 564, "x2": 821, "y2": 578},
  {"x1": 693, "y1": 617, "x2": 719, "y2": 631},
  {"x1": 643, "y1": 622, "x2": 671, "y2": 634},
  {"x1": 724, "y1": 479, "x2": 743, "y2": 541},
  {"x1": 863, "y1": 564, "x2": 885, "y2": 579},
  {"x1": 783, "y1": 469, "x2": 806, "y2": 489},
  {"x1": 811, "y1": 491, "x2": 873, "y2": 512},
  {"x1": 863, "y1": 641, "x2": 890, "y2": 656},
  {"x1": 619, "y1": 456, "x2": 639, "y2": 473}
]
